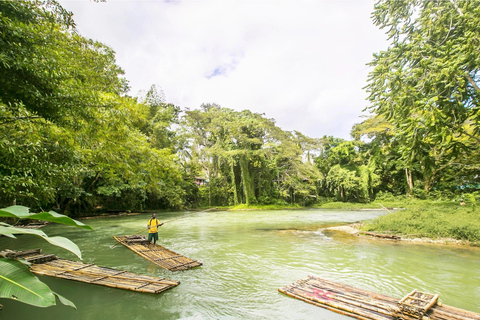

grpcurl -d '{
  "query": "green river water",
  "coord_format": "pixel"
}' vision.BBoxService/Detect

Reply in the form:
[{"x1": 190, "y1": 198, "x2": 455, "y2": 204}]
[{"x1": 1, "y1": 209, "x2": 479, "y2": 320}]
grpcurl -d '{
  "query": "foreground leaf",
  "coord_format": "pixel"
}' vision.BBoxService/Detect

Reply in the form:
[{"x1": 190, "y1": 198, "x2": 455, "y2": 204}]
[
  {"x1": 0, "y1": 206, "x2": 93, "y2": 230},
  {"x1": 53, "y1": 292, "x2": 77, "y2": 310},
  {"x1": 0, "y1": 258, "x2": 56, "y2": 308},
  {"x1": 0, "y1": 225, "x2": 82, "y2": 259}
]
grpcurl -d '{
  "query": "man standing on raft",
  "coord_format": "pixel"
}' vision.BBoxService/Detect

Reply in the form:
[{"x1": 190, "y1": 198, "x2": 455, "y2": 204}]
[{"x1": 147, "y1": 213, "x2": 163, "y2": 245}]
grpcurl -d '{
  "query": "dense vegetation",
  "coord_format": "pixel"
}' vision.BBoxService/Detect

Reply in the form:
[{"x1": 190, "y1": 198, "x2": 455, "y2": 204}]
[{"x1": 1, "y1": 0, "x2": 479, "y2": 218}]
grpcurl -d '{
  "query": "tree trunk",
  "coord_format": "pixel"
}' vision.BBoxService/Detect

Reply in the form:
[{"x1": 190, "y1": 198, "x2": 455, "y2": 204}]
[
  {"x1": 405, "y1": 168, "x2": 414, "y2": 196},
  {"x1": 230, "y1": 160, "x2": 239, "y2": 206},
  {"x1": 239, "y1": 156, "x2": 252, "y2": 205}
]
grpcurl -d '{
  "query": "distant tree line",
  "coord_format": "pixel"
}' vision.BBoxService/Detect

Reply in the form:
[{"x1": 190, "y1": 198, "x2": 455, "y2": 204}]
[{"x1": 1, "y1": 0, "x2": 478, "y2": 216}]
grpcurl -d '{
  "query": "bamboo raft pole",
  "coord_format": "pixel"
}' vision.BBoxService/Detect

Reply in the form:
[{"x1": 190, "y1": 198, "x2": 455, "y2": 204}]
[
  {"x1": 3, "y1": 249, "x2": 180, "y2": 294},
  {"x1": 113, "y1": 235, "x2": 202, "y2": 271},
  {"x1": 279, "y1": 275, "x2": 480, "y2": 320}
]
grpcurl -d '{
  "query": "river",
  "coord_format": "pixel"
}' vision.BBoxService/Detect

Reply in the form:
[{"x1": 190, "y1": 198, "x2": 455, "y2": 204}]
[{"x1": 1, "y1": 209, "x2": 479, "y2": 319}]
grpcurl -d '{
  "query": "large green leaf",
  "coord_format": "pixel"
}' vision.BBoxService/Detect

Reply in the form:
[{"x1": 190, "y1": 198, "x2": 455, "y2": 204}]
[
  {"x1": 0, "y1": 225, "x2": 82, "y2": 260},
  {"x1": 0, "y1": 206, "x2": 93, "y2": 230},
  {"x1": 0, "y1": 258, "x2": 76, "y2": 309},
  {"x1": 0, "y1": 258, "x2": 56, "y2": 308}
]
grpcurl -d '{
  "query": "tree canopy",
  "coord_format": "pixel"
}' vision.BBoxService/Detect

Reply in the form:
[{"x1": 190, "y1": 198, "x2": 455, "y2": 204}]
[
  {"x1": 0, "y1": 0, "x2": 479, "y2": 215},
  {"x1": 365, "y1": 0, "x2": 480, "y2": 194}
]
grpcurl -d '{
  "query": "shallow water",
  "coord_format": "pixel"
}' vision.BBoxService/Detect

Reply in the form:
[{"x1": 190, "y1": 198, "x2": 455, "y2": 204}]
[{"x1": 1, "y1": 209, "x2": 479, "y2": 320}]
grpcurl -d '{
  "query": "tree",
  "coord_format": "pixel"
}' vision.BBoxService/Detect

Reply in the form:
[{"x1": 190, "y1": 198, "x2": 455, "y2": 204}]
[
  {"x1": 365, "y1": 0, "x2": 480, "y2": 193},
  {"x1": 0, "y1": 0, "x2": 129, "y2": 211},
  {"x1": 138, "y1": 85, "x2": 182, "y2": 151},
  {"x1": 0, "y1": 1, "x2": 185, "y2": 213},
  {"x1": 182, "y1": 104, "x2": 321, "y2": 206},
  {"x1": 352, "y1": 115, "x2": 408, "y2": 195},
  {"x1": 0, "y1": 0, "x2": 128, "y2": 126}
]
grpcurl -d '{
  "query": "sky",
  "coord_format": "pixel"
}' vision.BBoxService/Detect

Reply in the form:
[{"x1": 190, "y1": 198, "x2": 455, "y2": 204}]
[{"x1": 58, "y1": 0, "x2": 388, "y2": 140}]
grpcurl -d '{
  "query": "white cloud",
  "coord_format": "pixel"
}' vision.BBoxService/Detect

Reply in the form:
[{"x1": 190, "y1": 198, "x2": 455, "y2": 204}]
[{"x1": 59, "y1": 0, "x2": 387, "y2": 139}]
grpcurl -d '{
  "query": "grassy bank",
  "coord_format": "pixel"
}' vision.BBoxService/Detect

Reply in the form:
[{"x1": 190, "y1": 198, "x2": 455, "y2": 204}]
[{"x1": 358, "y1": 199, "x2": 480, "y2": 246}]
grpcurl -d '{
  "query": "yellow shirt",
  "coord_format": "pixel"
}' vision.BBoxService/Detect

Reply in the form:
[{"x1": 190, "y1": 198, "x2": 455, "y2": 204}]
[{"x1": 148, "y1": 218, "x2": 160, "y2": 233}]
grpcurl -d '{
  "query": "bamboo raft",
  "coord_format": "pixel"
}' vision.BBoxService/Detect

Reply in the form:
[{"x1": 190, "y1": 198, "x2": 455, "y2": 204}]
[
  {"x1": 279, "y1": 275, "x2": 480, "y2": 320},
  {"x1": 3, "y1": 249, "x2": 179, "y2": 294},
  {"x1": 113, "y1": 235, "x2": 202, "y2": 271}
]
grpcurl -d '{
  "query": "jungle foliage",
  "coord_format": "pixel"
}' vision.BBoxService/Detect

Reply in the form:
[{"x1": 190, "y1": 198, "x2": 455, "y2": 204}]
[{"x1": 0, "y1": 0, "x2": 479, "y2": 215}]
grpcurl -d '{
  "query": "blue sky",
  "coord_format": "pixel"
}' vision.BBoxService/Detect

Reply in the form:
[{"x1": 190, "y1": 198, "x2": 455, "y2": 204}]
[{"x1": 59, "y1": 0, "x2": 388, "y2": 140}]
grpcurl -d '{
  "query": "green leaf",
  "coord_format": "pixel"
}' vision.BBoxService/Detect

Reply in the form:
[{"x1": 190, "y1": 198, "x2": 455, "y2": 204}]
[
  {"x1": 53, "y1": 292, "x2": 77, "y2": 310},
  {"x1": 0, "y1": 206, "x2": 93, "y2": 230},
  {"x1": 0, "y1": 258, "x2": 56, "y2": 308},
  {"x1": 0, "y1": 225, "x2": 82, "y2": 259}
]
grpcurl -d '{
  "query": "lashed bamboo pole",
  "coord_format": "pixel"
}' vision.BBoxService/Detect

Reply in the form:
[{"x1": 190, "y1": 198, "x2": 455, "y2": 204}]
[
  {"x1": 429, "y1": 307, "x2": 480, "y2": 320},
  {"x1": 290, "y1": 284, "x2": 419, "y2": 320},
  {"x1": 279, "y1": 287, "x2": 374, "y2": 320},
  {"x1": 304, "y1": 279, "x2": 398, "y2": 312},
  {"x1": 32, "y1": 263, "x2": 179, "y2": 286},
  {"x1": 279, "y1": 287, "x2": 391, "y2": 320},
  {"x1": 435, "y1": 304, "x2": 480, "y2": 319},
  {"x1": 113, "y1": 236, "x2": 201, "y2": 271},
  {"x1": 309, "y1": 277, "x2": 398, "y2": 302},
  {"x1": 291, "y1": 284, "x2": 402, "y2": 319},
  {"x1": 287, "y1": 286, "x2": 390, "y2": 320},
  {"x1": 281, "y1": 276, "x2": 480, "y2": 320}
]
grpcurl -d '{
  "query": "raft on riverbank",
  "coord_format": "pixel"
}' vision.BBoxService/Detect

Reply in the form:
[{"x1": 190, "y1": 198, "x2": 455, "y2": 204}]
[
  {"x1": 279, "y1": 275, "x2": 480, "y2": 320},
  {"x1": 2, "y1": 249, "x2": 180, "y2": 294},
  {"x1": 113, "y1": 235, "x2": 202, "y2": 271}
]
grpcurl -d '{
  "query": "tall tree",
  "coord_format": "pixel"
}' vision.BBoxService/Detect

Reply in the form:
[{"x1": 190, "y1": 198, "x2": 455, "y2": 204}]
[
  {"x1": 183, "y1": 104, "x2": 321, "y2": 206},
  {"x1": 365, "y1": 0, "x2": 480, "y2": 193},
  {"x1": 0, "y1": 1, "x2": 185, "y2": 213},
  {"x1": 0, "y1": 0, "x2": 127, "y2": 126}
]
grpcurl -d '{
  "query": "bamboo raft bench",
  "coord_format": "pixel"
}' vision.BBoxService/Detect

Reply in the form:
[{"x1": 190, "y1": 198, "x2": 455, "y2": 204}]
[
  {"x1": 3, "y1": 249, "x2": 179, "y2": 294},
  {"x1": 279, "y1": 275, "x2": 480, "y2": 320},
  {"x1": 113, "y1": 235, "x2": 202, "y2": 271}
]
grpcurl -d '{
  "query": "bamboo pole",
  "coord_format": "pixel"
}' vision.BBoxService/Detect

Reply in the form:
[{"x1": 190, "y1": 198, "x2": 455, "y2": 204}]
[
  {"x1": 110, "y1": 231, "x2": 147, "y2": 249},
  {"x1": 279, "y1": 288, "x2": 377, "y2": 320},
  {"x1": 307, "y1": 277, "x2": 399, "y2": 303},
  {"x1": 429, "y1": 306, "x2": 480, "y2": 320},
  {"x1": 434, "y1": 304, "x2": 480, "y2": 319},
  {"x1": 422, "y1": 293, "x2": 439, "y2": 312},
  {"x1": 299, "y1": 283, "x2": 400, "y2": 317},
  {"x1": 32, "y1": 263, "x2": 179, "y2": 286},
  {"x1": 291, "y1": 285, "x2": 399, "y2": 318},
  {"x1": 280, "y1": 287, "x2": 391, "y2": 320},
  {"x1": 283, "y1": 277, "x2": 480, "y2": 320},
  {"x1": 302, "y1": 283, "x2": 397, "y2": 316},
  {"x1": 114, "y1": 237, "x2": 201, "y2": 271},
  {"x1": 305, "y1": 277, "x2": 395, "y2": 303}
]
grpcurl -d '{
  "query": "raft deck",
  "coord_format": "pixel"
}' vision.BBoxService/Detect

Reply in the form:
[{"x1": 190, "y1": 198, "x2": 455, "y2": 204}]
[
  {"x1": 3, "y1": 249, "x2": 179, "y2": 294},
  {"x1": 113, "y1": 235, "x2": 202, "y2": 271},
  {"x1": 279, "y1": 275, "x2": 480, "y2": 320}
]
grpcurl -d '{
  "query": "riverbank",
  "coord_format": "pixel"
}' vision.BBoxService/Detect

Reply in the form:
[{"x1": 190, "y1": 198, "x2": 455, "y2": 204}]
[
  {"x1": 314, "y1": 197, "x2": 479, "y2": 246},
  {"x1": 325, "y1": 224, "x2": 470, "y2": 246}
]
